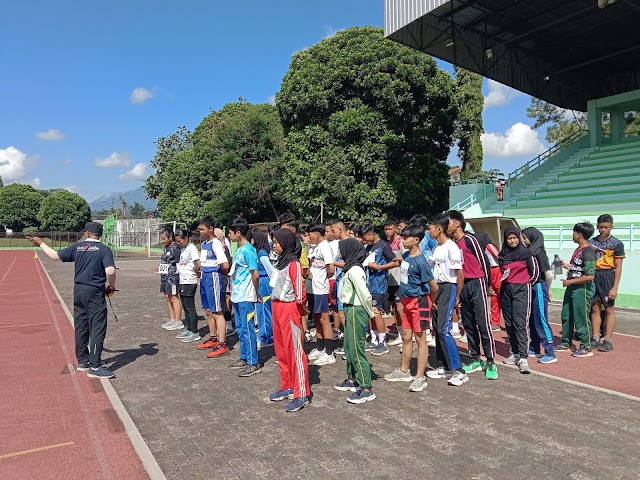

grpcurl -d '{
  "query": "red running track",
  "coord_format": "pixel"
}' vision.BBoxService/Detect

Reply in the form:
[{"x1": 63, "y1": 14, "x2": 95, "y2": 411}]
[{"x1": 0, "y1": 251, "x2": 149, "y2": 480}]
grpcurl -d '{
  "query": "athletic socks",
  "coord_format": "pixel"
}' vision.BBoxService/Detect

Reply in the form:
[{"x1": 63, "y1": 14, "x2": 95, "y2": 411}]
[
  {"x1": 379, "y1": 332, "x2": 386, "y2": 345},
  {"x1": 316, "y1": 337, "x2": 326, "y2": 351},
  {"x1": 325, "y1": 338, "x2": 334, "y2": 355},
  {"x1": 371, "y1": 330, "x2": 379, "y2": 345}
]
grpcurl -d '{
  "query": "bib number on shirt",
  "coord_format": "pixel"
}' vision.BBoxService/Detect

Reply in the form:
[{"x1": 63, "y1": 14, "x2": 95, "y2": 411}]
[
  {"x1": 158, "y1": 264, "x2": 169, "y2": 274},
  {"x1": 400, "y1": 261, "x2": 410, "y2": 284},
  {"x1": 200, "y1": 250, "x2": 208, "y2": 263}
]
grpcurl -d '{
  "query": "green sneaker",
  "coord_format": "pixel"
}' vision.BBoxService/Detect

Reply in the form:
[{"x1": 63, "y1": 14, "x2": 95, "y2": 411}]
[
  {"x1": 485, "y1": 362, "x2": 498, "y2": 380},
  {"x1": 462, "y1": 360, "x2": 485, "y2": 373}
]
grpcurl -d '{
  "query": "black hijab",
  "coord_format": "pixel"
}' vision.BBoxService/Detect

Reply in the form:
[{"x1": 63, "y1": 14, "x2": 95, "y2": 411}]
[
  {"x1": 252, "y1": 231, "x2": 270, "y2": 255},
  {"x1": 339, "y1": 238, "x2": 366, "y2": 274},
  {"x1": 472, "y1": 231, "x2": 492, "y2": 251},
  {"x1": 523, "y1": 227, "x2": 550, "y2": 272},
  {"x1": 273, "y1": 228, "x2": 301, "y2": 270},
  {"x1": 499, "y1": 226, "x2": 532, "y2": 266}
]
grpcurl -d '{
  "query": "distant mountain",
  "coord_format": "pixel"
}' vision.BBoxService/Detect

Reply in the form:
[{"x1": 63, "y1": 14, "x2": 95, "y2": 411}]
[{"x1": 89, "y1": 186, "x2": 157, "y2": 212}]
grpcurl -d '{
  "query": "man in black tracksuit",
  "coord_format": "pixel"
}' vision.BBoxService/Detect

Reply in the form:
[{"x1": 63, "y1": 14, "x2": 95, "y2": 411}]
[{"x1": 29, "y1": 222, "x2": 117, "y2": 378}]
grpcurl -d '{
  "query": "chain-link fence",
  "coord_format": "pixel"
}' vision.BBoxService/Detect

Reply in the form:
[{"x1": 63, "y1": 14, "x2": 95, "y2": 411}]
[{"x1": 0, "y1": 231, "x2": 85, "y2": 250}]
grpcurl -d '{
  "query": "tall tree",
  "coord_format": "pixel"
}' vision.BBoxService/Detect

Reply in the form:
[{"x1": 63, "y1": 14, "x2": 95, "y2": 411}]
[
  {"x1": 277, "y1": 26, "x2": 458, "y2": 221},
  {"x1": 526, "y1": 98, "x2": 587, "y2": 144},
  {"x1": 0, "y1": 174, "x2": 3, "y2": 188},
  {"x1": 454, "y1": 67, "x2": 484, "y2": 180},
  {"x1": 129, "y1": 202, "x2": 147, "y2": 219},
  {"x1": 145, "y1": 126, "x2": 193, "y2": 199},
  {"x1": 0, "y1": 184, "x2": 43, "y2": 231},
  {"x1": 38, "y1": 189, "x2": 92, "y2": 231}
]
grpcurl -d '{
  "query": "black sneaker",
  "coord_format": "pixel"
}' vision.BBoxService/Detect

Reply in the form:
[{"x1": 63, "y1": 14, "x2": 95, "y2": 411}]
[
  {"x1": 238, "y1": 364, "x2": 262, "y2": 377},
  {"x1": 590, "y1": 337, "x2": 602, "y2": 348},
  {"x1": 228, "y1": 359, "x2": 248, "y2": 369},
  {"x1": 598, "y1": 339, "x2": 614, "y2": 352},
  {"x1": 77, "y1": 363, "x2": 90, "y2": 372}
]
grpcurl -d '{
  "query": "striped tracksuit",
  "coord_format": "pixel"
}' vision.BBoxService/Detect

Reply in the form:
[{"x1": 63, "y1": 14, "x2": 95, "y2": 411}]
[{"x1": 271, "y1": 261, "x2": 310, "y2": 400}]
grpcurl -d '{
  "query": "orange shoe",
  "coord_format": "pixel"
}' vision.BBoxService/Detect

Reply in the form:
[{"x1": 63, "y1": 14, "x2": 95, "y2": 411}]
[
  {"x1": 197, "y1": 339, "x2": 219, "y2": 350},
  {"x1": 207, "y1": 344, "x2": 230, "y2": 358}
]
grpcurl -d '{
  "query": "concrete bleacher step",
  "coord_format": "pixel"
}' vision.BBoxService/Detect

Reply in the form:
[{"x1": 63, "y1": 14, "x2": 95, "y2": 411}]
[
  {"x1": 503, "y1": 201, "x2": 640, "y2": 216},
  {"x1": 535, "y1": 181, "x2": 639, "y2": 197},
  {"x1": 545, "y1": 173, "x2": 640, "y2": 190},
  {"x1": 558, "y1": 165, "x2": 640, "y2": 182},
  {"x1": 515, "y1": 189, "x2": 638, "y2": 206},
  {"x1": 583, "y1": 150, "x2": 640, "y2": 163},
  {"x1": 588, "y1": 144, "x2": 640, "y2": 158},
  {"x1": 569, "y1": 158, "x2": 640, "y2": 174}
]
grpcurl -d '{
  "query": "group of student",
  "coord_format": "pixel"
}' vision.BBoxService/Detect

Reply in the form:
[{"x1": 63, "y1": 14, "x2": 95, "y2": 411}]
[{"x1": 155, "y1": 210, "x2": 624, "y2": 412}]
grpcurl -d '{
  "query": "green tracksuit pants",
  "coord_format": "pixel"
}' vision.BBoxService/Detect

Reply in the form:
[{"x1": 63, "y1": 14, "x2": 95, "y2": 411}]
[
  {"x1": 561, "y1": 283, "x2": 596, "y2": 349},
  {"x1": 343, "y1": 304, "x2": 372, "y2": 388}
]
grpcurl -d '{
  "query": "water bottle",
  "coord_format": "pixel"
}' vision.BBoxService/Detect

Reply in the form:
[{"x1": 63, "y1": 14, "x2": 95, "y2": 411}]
[{"x1": 553, "y1": 255, "x2": 563, "y2": 277}]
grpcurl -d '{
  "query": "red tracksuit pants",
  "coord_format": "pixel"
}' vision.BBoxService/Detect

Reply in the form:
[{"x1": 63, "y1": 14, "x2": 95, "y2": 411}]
[
  {"x1": 489, "y1": 266, "x2": 502, "y2": 327},
  {"x1": 272, "y1": 300, "x2": 310, "y2": 399}
]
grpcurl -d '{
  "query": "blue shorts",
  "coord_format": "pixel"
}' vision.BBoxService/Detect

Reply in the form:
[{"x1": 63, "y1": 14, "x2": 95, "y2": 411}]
[
  {"x1": 334, "y1": 278, "x2": 344, "y2": 311},
  {"x1": 200, "y1": 271, "x2": 224, "y2": 312},
  {"x1": 312, "y1": 294, "x2": 330, "y2": 314}
]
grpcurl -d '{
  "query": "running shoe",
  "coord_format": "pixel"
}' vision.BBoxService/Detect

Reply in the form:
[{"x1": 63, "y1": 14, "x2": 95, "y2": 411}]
[
  {"x1": 409, "y1": 376, "x2": 427, "y2": 392},
  {"x1": 257, "y1": 341, "x2": 274, "y2": 349},
  {"x1": 161, "y1": 319, "x2": 175, "y2": 329},
  {"x1": 426, "y1": 367, "x2": 453, "y2": 379},
  {"x1": 590, "y1": 337, "x2": 602, "y2": 348},
  {"x1": 490, "y1": 325, "x2": 501, "y2": 332},
  {"x1": 166, "y1": 321, "x2": 184, "y2": 331},
  {"x1": 304, "y1": 331, "x2": 313, "y2": 343},
  {"x1": 485, "y1": 362, "x2": 498, "y2": 380},
  {"x1": 554, "y1": 344, "x2": 573, "y2": 353},
  {"x1": 197, "y1": 338, "x2": 219, "y2": 350},
  {"x1": 228, "y1": 359, "x2": 248, "y2": 369},
  {"x1": 451, "y1": 330, "x2": 462, "y2": 339},
  {"x1": 462, "y1": 360, "x2": 485, "y2": 374},
  {"x1": 371, "y1": 343, "x2": 389, "y2": 356},
  {"x1": 571, "y1": 346, "x2": 594, "y2": 358},
  {"x1": 447, "y1": 371, "x2": 469, "y2": 386},
  {"x1": 181, "y1": 332, "x2": 201, "y2": 343},
  {"x1": 387, "y1": 335, "x2": 403, "y2": 347},
  {"x1": 307, "y1": 348, "x2": 324, "y2": 361},
  {"x1": 538, "y1": 354, "x2": 557, "y2": 364},
  {"x1": 313, "y1": 352, "x2": 336, "y2": 366},
  {"x1": 175, "y1": 329, "x2": 190, "y2": 339},
  {"x1": 427, "y1": 336, "x2": 436, "y2": 348},
  {"x1": 285, "y1": 397, "x2": 309, "y2": 412},
  {"x1": 598, "y1": 340, "x2": 614, "y2": 352},
  {"x1": 364, "y1": 342, "x2": 377, "y2": 352},
  {"x1": 87, "y1": 366, "x2": 115, "y2": 379},
  {"x1": 528, "y1": 348, "x2": 542, "y2": 358},
  {"x1": 238, "y1": 364, "x2": 262, "y2": 377},
  {"x1": 269, "y1": 389, "x2": 294, "y2": 402},
  {"x1": 459, "y1": 333, "x2": 468, "y2": 343},
  {"x1": 226, "y1": 328, "x2": 237, "y2": 337},
  {"x1": 334, "y1": 379, "x2": 358, "y2": 392},
  {"x1": 346, "y1": 388, "x2": 376, "y2": 404},
  {"x1": 384, "y1": 368, "x2": 413, "y2": 382},
  {"x1": 334, "y1": 347, "x2": 345, "y2": 355},
  {"x1": 77, "y1": 363, "x2": 90, "y2": 372},
  {"x1": 207, "y1": 344, "x2": 230, "y2": 358},
  {"x1": 503, "y1": 353, "x2": 519, "y2": 365},
  {"x1": 518, "y1": 359, "x2": 531, "y2": 374}
]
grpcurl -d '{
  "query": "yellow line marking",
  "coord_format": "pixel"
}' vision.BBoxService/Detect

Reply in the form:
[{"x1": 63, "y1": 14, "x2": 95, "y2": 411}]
[{"x1": 0, "y1": 441, "x2": 75, "y2": 460}]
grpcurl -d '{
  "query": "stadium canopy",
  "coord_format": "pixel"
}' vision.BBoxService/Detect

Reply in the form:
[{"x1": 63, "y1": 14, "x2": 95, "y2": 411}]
[{"x1": 384, "y1": 0, "x2": 640, "y2": 111}]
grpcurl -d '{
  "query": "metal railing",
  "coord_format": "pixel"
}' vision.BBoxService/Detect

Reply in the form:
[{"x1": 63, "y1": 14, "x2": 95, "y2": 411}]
[
  {"x1": 538, "y1": 225, "x2": 638, "y2": 252},
  {"x1": 507, "y1": 128, "x2": 587, "y2": 185},
  {"x1": 449, "y1": 183, "x2": 495, "y2": 212}
]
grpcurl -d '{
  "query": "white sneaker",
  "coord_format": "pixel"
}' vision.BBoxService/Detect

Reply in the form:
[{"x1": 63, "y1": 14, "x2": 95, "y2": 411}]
[
  {"x1": 459, "y1": 334, "x2": 468, "y2": 343},
  {"x1": 426, "y1": 367, "x2": 453, "y2": 379},
  {"x1": 451, "y1": 330, "x2": 462, "y2": 339},
  {"x1": 161, "y1": 320, "x2": 175, "y2": 328},
  {"x1": 166, "y1": 321, "x2": 184, "y2": 331},
  {"x1": 387, "y1": 336, "x2": 403, "y2": 347},
  {"x1": 313, "y1": 352, "x2": 336, "y2": 366},
  {"x1": 448, "y1": 371, "x2": 469, "y2": 386},
  {"x1": 427, "y1": 335, "x2": 436, "y2": 348},
  {"x1": 307, "y1": 348, "x2": 324, "y2": 361}
]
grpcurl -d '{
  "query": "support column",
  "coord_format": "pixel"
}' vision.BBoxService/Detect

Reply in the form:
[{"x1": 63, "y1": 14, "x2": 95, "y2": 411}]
[
  {"x1": 587, "y1": 99, "x2": 603, "y2": 147},
  {"x1": 610, "y1": 108, "x2": 625, "y2": 143}
]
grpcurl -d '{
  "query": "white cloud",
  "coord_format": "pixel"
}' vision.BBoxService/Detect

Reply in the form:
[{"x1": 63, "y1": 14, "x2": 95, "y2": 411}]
[
  {"x1": 119, "y1": 162, "x2": 148, "y2": 181},
  {"x1": 64, "y1": 185, "x2": 80, "y2": 193},
  {"x1": 94, "y1": 152, "x2": 131, "y2": 168},
  {"x1": 484, "y1": 79, "x2": 522, "y2": 108},
  {"x1": 481, "y1": 122, "x2": 545, "y2": 158},
  {"x1": 63, "y1": 158, "x2": 72, "y2": 166},
  {"x1": 267, "y1": 95, "x2": 276, "y2": 106},
  {"x1": 36, "y1": 128, "x2": 64, "y2": 141},
  {"x1": 0, "y1": 146, "x2": 37, "y2": 183},
  {"x1": 30, "y1": 177, "x2": 42, "y2": 188},
  {"x1": 129, "y1": 87, "x2": 154, "y2": 104}
]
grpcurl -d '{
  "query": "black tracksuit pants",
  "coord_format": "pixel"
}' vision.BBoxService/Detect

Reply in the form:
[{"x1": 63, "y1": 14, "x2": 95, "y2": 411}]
[
  {"x1": 500, "y1": 283, "x2": 531, "y2": 358},
  {"x1": 74, "y1": 284, "x2": 108, "y2": 368},
  {"x1": 460, "y1": 278, "x2": 495, "y2": 362}
]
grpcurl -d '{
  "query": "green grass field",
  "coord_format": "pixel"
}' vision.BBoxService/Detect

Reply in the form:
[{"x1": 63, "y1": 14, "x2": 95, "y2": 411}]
[{"x1": 0, "y1": 238, "x2": 71, "y2": 249}]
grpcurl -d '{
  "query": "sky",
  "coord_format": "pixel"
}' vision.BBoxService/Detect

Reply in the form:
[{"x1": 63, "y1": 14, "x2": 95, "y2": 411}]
[{"x1": 0, "y1": 0, "x2": 547, "y2": 202}]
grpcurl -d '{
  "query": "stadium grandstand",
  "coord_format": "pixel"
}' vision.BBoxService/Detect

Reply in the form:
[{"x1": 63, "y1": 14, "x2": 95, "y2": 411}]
[{"x1": 384, "y1": 0, "x2": 640, "y2": 306}]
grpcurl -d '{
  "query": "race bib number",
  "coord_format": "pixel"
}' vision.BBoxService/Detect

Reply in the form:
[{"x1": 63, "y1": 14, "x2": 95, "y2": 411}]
[
  {"x1": 158, "y1": 264, "x2": 169, "y2": 274},
  {"x1": 400, "y1": 261, "x2": 410, "y2": 284},
  {"x1": 200, "y1": 250, "x2": 208, "y2": 263}
]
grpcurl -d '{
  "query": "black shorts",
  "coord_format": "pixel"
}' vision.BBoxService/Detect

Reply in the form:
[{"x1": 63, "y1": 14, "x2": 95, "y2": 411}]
[
  {"x1": 160, "y1": 274, "x2": 180, "y2": 295},
  {"x1": 180, "y1": 283, "x2": 197, "y2": 297},
  {"x1": 371, "y1": 293, "x2": 390, "y2": 315},
  {"x1": 388, "y1": 285, "x2": 401, "y2": 304},
  {"x1": 594, "y1": 269, "x2": 616, "y2": 307}
]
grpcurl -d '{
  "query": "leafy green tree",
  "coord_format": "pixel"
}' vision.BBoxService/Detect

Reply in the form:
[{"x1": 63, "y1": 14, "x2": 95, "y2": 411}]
[
  {"x1": 454, "y1": 67, "x2": 484, "y2": 180},
  {"x1": 0, "y1": 183, "x2": 43, "y2": 231},
  {"x1": 154, "y1": 102, "x2": 286, "y2": 224},
  {"x1": 276, "y1": 26, "x2": 457, "y2": 221},
  {"x1": 38, "y1": 189, "x2": 92, "y2": 231},
  {"x1": 0, "y1": 174, "x2": 3, "y2": 188},
  {"x1": 145, "y1": 126, "x2": 193, "y2": 199},
  {"x1": 129, "y1": 202, "x2": 147, "y2": 219},
  {"x1": 527, "y1": 98, "x2": 587, "y2": 144}
]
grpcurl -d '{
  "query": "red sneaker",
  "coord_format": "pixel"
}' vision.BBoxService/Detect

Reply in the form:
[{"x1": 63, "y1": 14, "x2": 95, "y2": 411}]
[
  {"x1": 207, "y1": 344, "x2": 230, "y2": 358},
  {"x1": 197, "y1": 339, "x2": 219, "y2": 350}
]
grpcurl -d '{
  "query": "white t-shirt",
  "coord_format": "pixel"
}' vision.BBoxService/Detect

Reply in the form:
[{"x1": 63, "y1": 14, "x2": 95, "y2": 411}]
[
  {"x1": 432, "y1": 239, "x2": 463, "y2": 284},
  {"x1": 178, "y1": 243, "x2": 200, "y2": 284},
  {"x1": 329, "y1": 239, "x2": 340, "y2": 280},
  {"x1": 309, "y1": 240, "x2": 334, "y2": 295}
]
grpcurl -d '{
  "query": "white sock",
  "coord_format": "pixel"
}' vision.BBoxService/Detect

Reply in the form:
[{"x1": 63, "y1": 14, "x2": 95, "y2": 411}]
[
  {"x1": 371, "y1": 330, "x2": 379, "y2": 345},
  {"x1": 451, "y1": 324, "x2": 460, "y2": 334},
  {"x1": 379, "y1": 332, "x2": 386, "y2": 344}
]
